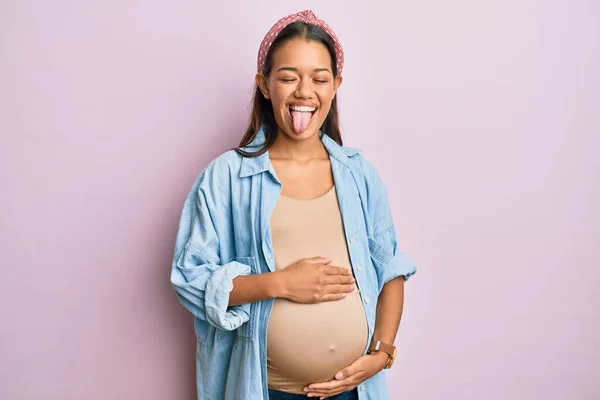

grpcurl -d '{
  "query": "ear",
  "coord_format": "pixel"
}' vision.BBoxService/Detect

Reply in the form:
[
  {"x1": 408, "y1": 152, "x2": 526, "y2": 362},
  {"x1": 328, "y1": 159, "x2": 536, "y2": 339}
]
[
  {"x1": 333, "y1": 75, "x2": 343, "y2": 98},
  {"x1": 255, "y1": 73, "x2": 270, "y2": 99}
]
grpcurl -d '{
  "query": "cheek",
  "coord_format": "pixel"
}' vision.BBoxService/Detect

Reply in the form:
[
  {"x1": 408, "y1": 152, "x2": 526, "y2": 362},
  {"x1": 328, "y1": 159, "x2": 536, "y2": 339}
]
[
  {"x1": 317, "y1": 85, "x2": 336, "y2": 101},
  {"x1": 268, "y1": 91, "x2": 290, "y2": 122},
  {"x1": 317, "y1": 91, "x2": 335, "y2": 114},
  {"x1": 269, "y1": 93, "x2": 287, "y2": 113},
  {"x1": 269, "y1": 85, "x2": 292, "y2": 106}
]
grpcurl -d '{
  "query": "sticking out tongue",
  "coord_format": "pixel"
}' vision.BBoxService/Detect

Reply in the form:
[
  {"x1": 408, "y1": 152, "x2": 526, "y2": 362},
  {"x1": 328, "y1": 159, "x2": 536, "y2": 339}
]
[{"x1": 291, "y1": 110, "x2": 312, "y2": 134}]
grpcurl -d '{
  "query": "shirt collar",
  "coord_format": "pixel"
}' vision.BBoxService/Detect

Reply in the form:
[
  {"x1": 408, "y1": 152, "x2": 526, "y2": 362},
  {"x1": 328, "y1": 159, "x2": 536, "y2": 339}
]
[{"x1": 239, "y1": 126, "x2": 362, "y2": 178}]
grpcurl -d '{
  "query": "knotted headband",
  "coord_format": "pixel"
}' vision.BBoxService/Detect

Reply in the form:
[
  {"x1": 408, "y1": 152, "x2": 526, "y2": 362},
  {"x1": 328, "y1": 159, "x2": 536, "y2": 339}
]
[{"x1": 257, "y1": 9, "x2": 345, "y2": 76}]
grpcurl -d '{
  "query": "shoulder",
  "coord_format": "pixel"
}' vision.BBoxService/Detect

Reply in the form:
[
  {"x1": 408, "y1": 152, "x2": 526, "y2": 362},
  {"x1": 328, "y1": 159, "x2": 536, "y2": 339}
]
[
  {"x1": 204, "y1": 149, "x2": 243, "y2": 174},
  {"x1": 199, "y1": 149, "x2": 243, "y2": 177},
  {"x1": 347, "y1": 151, "x2": 384, "y2": 187},
  {"x1": 192, "y1": 149, "x2": 243, "y2": 192}
]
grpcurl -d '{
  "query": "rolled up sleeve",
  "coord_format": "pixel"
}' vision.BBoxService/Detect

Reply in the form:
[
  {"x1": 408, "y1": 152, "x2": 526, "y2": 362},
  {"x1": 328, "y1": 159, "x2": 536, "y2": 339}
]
[
  {"x1": 369, "y1": 224, "x2": 417, "y2": 287},
  {"x1": 171, "y1": 164, "x2": 252, "y2": 331}
]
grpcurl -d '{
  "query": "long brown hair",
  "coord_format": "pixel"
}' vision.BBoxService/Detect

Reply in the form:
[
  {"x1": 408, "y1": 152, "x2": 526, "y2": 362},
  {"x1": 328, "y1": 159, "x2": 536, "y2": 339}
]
[{"x1": 236, "y1": 21, "x2": 343, "y2": 157}]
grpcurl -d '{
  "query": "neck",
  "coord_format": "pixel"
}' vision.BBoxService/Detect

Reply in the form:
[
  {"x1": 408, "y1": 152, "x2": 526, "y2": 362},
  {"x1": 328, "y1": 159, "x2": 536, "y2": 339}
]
[{"x1": 270, "y1": 130, "x2": 328, "y2": 161}]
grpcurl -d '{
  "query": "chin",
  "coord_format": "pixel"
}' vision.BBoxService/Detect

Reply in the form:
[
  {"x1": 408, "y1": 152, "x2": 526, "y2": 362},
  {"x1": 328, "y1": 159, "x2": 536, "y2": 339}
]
[{"x1": 282, "y1": 125, "x2": 320, "y2": 141}]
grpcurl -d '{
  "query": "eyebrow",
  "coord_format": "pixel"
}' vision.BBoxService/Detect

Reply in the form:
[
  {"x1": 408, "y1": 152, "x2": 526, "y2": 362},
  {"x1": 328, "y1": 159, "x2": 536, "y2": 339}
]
[{"x1": 276, "y1": 67, "x2": 331, "y2": 73}]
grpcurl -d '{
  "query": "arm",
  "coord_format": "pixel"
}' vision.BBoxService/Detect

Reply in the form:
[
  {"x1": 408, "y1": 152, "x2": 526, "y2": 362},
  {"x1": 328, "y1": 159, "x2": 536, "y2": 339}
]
[
  {"x1": 364, "y1": 155, "x2": 415, "y2": 349},
  {"x1": 230, "y1": 256, "x2": 355, "y2": 306},
  {"x1": 171, "y1": 162, "x2": 252, "y2": 331},
  {"x1": 373, "y1": 276, "x2": 404, "y2": 345},
  {"x1": 229, "y1": 273, "x2": 280, "y2": 306},
  {"x1": 364, "y1": 156, "x2": 415, "y2": 369}
]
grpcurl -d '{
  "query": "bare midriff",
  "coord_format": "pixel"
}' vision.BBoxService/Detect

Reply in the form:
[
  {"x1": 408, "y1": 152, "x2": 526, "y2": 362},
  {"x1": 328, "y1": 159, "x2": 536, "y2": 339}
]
[{"x1": 267, "y1": 186, "x2": 368, "y2": 394}]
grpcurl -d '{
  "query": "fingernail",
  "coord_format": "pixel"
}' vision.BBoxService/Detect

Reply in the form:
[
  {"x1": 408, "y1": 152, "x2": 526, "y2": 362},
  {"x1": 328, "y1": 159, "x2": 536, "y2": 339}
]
[{"x1": 336, "y1": 372, "x2": 344, "y2": 379}]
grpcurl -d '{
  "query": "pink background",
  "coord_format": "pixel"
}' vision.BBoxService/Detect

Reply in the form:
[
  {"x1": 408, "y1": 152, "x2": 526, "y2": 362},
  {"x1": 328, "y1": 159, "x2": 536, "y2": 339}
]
[{"x1": 1, "y1": 1, "x2": 598, "y2": 399}]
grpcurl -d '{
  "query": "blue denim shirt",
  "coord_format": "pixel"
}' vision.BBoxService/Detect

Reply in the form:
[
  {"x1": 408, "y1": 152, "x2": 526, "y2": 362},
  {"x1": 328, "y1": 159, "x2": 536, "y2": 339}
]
[{"x1": 171, "y1": 127, "x2": 416, "y2": 400}]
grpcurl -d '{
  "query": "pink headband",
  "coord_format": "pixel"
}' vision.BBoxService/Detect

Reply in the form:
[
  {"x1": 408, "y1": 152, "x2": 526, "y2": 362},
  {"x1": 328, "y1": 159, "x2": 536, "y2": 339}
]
[{"x1": 257, "y1": 9, "x2": 344, "y2": 76}]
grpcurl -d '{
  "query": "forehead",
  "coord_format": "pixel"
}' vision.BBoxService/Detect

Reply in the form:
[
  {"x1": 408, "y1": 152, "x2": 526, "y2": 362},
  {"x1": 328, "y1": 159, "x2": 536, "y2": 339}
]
[{"x1": 271, "y1": 38, "x2": 332, "y2": 70}]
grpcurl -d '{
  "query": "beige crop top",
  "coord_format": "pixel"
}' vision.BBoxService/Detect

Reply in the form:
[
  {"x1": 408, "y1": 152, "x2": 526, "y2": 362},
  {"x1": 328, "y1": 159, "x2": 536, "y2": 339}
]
[{"x1": 267, "y1": 186, "x2": 368, "y2": 394}]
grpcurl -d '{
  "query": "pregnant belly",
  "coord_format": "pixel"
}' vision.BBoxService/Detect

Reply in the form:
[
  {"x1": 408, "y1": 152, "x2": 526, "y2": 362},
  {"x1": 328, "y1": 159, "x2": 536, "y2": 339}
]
[{"x1": 267, "y1": 291, "x2": 368, "y2": 394}]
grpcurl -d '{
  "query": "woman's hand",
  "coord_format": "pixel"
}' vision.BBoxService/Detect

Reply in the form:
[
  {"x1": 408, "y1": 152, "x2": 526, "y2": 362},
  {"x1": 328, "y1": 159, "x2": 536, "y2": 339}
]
[
  {"x1": 303, "y1": 352, "x2": 389, "y2": 398},
  {"x1": 276, "y1": 256, "x2": 356, "y2": 303}
]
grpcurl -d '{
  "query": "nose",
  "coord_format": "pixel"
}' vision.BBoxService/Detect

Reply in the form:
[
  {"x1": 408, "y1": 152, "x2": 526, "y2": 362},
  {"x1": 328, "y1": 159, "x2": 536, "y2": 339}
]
[{"x1": 294, "y1": 77, "x2": 313, "y2": 99}]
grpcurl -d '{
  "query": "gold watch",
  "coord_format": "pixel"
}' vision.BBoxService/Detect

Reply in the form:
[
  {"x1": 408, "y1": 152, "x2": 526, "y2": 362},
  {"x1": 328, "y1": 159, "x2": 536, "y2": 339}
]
[{"x1": 367, "y1": 340, "x2": 397, "y2": 369}]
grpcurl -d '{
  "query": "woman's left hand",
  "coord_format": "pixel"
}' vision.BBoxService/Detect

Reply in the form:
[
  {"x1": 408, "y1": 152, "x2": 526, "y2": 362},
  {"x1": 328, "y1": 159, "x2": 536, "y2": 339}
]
[{"x1": 303, "y1": 352, "x2": 389, "y2": 398}]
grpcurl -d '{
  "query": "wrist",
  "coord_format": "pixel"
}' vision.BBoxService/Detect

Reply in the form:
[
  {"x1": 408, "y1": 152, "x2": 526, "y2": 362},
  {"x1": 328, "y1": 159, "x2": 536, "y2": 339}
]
[
  {"x1": 369, "y1": 351, "x2": 389, "y2": 369},
  {"x1": 267, "y1": 271, "x2": 287, "y2": 299},
  {"x1": 367, "y1": 338, "x2": 397, "y2": 369}
]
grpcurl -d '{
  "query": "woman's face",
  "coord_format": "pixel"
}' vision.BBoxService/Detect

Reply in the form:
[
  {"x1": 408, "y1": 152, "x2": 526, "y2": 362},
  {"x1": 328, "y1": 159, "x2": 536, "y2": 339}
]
[{"x1": 257, "y1": 38, "x2": 342, "y2": 142}]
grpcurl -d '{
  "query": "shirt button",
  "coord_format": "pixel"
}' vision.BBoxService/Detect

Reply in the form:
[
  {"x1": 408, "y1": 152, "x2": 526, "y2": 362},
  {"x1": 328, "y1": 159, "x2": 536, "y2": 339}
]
[
  {"x1": 349, "y1": 236, "x2": 355, "y2": 244},
  {"x1": 360, "y1": 385, "x2": 365, "y2": 391},
  {"x1": 357, "y1": 265, "x2": 363, "y2": 272},
  {"x1": 364, "y1": 296, "x2": 370, "y2": 304}
]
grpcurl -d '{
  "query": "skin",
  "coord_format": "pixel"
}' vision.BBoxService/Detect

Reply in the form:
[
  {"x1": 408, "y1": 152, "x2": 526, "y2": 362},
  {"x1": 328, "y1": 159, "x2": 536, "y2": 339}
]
[
  {"x1": 230, "y1": 38, "x2": 407, "y2": 399},
  {"x1": 228, "y1": 256, "x2": 356, "y2": 306},
  {"x1": 304, "y1": 277, "x2": 405, "y2": 398}
]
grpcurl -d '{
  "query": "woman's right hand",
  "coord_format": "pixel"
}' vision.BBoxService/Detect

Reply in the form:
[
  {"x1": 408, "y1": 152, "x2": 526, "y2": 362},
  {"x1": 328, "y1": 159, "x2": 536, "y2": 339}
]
[{"x1": 276, "y1": 257, "x2": 356, "y2": 303}]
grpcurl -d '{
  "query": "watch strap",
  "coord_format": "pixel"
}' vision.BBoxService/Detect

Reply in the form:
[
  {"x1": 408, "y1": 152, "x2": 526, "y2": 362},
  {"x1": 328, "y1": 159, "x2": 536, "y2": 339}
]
[
  {"x1": 368, "y1": 340, "x2": 395, "y2": 356},
  {"x1": 368, "y1": 340, "x2": 397, "y2": 369}
]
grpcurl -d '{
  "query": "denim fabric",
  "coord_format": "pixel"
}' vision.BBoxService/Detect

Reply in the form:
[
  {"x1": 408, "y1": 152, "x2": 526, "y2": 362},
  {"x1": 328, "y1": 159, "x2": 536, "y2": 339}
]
[
  {"x1": 171, "y1": 126, "x2": 416, "y2": 400},
  {"x1": 268, "y1": 388, "x2": 359, "y2": 400}
]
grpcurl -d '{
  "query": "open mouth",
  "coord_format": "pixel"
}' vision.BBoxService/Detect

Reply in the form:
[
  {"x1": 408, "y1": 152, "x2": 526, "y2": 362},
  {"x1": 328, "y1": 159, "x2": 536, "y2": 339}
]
[{"x1": 288, "y1": 105, "x2": 318, "y2": 134}]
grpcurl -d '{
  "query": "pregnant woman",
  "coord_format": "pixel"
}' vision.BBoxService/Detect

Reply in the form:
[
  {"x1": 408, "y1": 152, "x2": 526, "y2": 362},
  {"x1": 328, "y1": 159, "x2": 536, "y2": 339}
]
[{"x1": 171, "y1": 10, "x2": 417, "y2": 400}]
